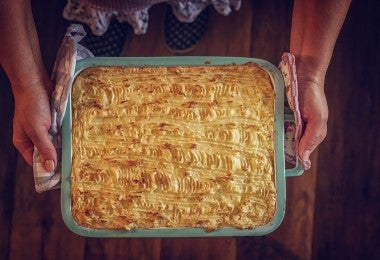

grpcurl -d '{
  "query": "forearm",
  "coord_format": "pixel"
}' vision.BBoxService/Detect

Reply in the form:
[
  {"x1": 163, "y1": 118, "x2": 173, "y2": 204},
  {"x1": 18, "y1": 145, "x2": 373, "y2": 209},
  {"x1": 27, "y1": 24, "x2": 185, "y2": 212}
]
[
  {"x1": 0, "y1": 0, "x2": 50, "y2": 97},
  {"x1": 291, "y1": 0, "x2": 351, "y2": 84}
]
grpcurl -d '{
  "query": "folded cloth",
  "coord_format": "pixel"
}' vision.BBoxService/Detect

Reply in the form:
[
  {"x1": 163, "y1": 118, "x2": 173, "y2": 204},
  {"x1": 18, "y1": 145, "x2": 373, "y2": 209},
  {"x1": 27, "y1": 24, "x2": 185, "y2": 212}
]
[
  {"x1": 33, "y1": 25, "x2": 304, "y2": 193},
  {"x1": 33, "y1": 24, "x2": 93, "y2": 193},
  {"x1": 279, "y1": 53, "x2": 305, "y2": 168},
  {"x1": 63, "y1": 0, "x2": 242, "y2": 36}
]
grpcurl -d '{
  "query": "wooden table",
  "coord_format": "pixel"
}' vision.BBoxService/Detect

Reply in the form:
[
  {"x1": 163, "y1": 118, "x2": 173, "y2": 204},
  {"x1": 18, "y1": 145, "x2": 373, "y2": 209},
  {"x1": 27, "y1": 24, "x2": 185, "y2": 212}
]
[{"x1": 0, "y1": 1, "x2": 379, "y2": 259}]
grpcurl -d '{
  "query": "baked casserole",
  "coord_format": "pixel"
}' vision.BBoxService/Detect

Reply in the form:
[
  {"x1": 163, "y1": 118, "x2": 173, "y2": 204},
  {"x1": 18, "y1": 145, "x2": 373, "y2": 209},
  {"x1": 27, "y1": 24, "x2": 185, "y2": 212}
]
[{"x1": 71, "y1": 63, "x2": 276, "y2": 231}]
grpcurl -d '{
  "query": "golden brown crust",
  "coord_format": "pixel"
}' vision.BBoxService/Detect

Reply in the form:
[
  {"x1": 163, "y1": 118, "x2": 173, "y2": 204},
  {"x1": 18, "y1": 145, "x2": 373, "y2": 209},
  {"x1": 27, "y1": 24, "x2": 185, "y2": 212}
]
[{"x1": 71, "y1": 64, "x2": 276, "y2": 230}]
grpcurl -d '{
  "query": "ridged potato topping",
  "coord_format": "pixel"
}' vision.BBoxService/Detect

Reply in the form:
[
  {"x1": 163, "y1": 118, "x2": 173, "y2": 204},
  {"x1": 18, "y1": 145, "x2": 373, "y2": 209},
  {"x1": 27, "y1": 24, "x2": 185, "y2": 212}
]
[{"x1": 71, "y1": 63, "x2": 276, "y2": 231}]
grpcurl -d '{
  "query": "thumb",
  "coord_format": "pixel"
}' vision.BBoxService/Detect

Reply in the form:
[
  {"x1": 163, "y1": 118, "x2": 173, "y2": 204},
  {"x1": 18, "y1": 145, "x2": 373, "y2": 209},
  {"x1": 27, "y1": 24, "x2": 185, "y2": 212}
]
[
  {"x1": 29, "y1": 128, "x2": 57, "y2": 172},
  {"x1": 298, "y1": 119, "x2": 327, "y2": 170}
]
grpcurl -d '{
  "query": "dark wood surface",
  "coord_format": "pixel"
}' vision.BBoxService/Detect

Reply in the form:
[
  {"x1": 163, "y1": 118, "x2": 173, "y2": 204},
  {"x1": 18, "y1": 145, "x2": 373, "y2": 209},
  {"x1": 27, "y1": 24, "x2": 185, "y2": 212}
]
[{"x1": 0, "y1": 0, "x2": 379, "y2": 259}]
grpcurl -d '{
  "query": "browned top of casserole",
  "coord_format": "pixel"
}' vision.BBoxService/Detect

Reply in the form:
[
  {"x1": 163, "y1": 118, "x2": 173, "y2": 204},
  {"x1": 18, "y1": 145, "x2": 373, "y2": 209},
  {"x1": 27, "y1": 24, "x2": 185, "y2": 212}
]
[{"x1": 71, "y1": 63, "x2": 276, "y2": 231}]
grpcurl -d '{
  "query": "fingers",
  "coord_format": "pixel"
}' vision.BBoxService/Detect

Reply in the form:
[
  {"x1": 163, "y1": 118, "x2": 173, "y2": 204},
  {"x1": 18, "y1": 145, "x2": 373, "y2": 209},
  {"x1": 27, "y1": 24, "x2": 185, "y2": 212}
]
[
  {"x1": 298, "y1": 116, "x2": 328, "y2": 170},
  {"x1": 28, "y1": 127, "x2": 57, "y2": 172},
  {"x1": 12, "y1": 85, "x2": 56, "y2": 172},
  {"x1": 296, "y1": 74, "x2": 328, "y2": 171},
  {"x1": 13, "y1": 126, "x2": 57, "y2": 172},
  {"x1": 13, "y1": 134, "x2": 34, "y2": 166}
]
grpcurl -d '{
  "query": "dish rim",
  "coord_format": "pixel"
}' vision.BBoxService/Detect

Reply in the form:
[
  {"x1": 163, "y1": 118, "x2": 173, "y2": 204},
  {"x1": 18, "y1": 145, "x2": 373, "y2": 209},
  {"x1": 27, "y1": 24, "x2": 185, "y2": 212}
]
[{"x1": 61, "y1": 56, "x2": 286, "y2": 237}]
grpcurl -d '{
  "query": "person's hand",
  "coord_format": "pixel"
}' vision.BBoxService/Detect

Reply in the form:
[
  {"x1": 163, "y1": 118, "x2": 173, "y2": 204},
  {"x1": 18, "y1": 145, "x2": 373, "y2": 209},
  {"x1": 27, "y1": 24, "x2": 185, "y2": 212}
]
[
  {"x1": 289, "y1": 0, "x2": 351, "y2": 171},
  {"x1": 12, "y1": 79, "x2": 57, "y2": 172},
  {"x1": 297, "y1": 67, "x2": 328, "y2": 170}
]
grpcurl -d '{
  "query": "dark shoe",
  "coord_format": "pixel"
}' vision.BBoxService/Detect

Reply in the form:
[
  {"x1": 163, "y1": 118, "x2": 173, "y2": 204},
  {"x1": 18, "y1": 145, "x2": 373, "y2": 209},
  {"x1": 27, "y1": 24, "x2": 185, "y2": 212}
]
[
  {"x1": 164, "y1": 7, "x2": 209, "y2": 54},
  {"x1": 81, "y1": 19, "x2": 131, "y2": 57}
]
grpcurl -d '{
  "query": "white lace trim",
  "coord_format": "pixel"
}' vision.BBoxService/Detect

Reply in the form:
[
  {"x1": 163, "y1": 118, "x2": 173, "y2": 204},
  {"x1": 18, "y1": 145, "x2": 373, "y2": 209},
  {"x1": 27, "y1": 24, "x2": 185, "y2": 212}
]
[{"x1": 63, "y1": 0, "x2": 241, "y2": 36}]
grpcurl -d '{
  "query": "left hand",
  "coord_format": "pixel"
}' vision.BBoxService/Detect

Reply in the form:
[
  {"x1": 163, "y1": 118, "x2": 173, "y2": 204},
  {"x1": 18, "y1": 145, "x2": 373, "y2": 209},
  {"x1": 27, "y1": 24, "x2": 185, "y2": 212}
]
[{"x1": 297, "y1": 68, "x2": 329, "y2": 170}]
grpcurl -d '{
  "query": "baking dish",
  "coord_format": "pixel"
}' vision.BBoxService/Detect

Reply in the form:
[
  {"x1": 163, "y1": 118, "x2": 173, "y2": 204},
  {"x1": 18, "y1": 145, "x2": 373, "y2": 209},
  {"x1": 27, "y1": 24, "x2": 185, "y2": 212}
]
[{"x1": 61, "y1": 56, "x2": 303, "y2": 237}]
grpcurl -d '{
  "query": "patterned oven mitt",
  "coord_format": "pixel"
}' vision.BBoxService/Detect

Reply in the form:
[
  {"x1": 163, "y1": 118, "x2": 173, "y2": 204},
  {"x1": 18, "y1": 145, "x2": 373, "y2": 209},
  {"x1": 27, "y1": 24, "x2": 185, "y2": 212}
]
[
  {"x1": 279, "y1": 53, "x2": 307, "y2": 169},
  {"x1": 33, "y1": 24, "x2": 93, "y2": 193}
]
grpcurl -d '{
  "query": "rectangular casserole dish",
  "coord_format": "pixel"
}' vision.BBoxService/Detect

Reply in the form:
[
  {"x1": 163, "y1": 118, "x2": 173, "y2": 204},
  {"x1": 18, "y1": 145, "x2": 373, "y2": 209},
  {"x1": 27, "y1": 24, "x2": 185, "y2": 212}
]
[{"x1": 61, "y1": 56, "x2": 302, "y2": 237}]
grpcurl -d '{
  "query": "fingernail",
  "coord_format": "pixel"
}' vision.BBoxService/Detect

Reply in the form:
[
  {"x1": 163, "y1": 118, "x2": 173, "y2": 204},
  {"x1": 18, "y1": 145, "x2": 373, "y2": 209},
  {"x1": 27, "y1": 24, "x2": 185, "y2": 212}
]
[
  {"x1": 44, "y1": 160, "x2": 55, "y2": 172},
  {"x1": 303, "y1": 159, "x2": 311, "y2": 171}
]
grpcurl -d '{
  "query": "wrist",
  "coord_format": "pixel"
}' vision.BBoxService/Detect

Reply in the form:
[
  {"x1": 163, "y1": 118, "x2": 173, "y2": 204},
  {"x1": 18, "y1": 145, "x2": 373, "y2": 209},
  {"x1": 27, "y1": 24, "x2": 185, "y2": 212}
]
[
  {"x1": 293, "y1": 54, "x2": 327, "y2": 90},
  {"x1": 11, "y1": 70, "x2": 53, "y2": 98},
  {"x1": 11, "y1": 75, "x2": 52, "y2": 103}
]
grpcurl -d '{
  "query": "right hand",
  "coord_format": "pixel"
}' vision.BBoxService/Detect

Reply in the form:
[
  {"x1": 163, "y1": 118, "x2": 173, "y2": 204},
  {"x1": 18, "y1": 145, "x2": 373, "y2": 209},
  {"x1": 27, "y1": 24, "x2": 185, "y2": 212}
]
[{"x1": 12, "y1": 79, "x2": 57, "y2": 172}]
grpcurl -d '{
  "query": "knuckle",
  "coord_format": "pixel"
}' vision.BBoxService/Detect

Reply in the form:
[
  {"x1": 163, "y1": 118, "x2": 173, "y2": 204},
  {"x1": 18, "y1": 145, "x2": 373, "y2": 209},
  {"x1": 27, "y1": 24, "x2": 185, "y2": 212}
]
[
  {"x1": 24, "y1": 126, "x2": 39, "y2": 140},
  {"x1": 12, "y1": 135, "x2": 26, "y2": 151},
  {"x1": 37, "y1": 146, "x2": 55, "y2": 158},
  {"x1": 313, "y1": 110, "x2": 328, "y2": 125},
  {"x1": 320, "y1": 113, "x2": 329, "y2": 125},
  {"x1": 316, "y1": 128, "x2": 327, "y2": 143},
  {"x1": 12, "y1": 136, "x2": 33, "y2": 159},
  {"x1": 310, "y1": 126, "x2": 328, "y2": 148}
]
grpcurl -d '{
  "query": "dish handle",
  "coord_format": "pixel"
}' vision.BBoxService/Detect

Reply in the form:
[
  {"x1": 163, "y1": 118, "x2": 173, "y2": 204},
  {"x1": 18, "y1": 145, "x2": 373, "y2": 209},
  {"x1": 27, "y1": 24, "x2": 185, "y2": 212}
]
[
  {"x1": 284, "y1": 113, "x2": 304, "y2": 177},
  {"x1": 285, "y1": 159, "x2": 304, "y2": 177}
]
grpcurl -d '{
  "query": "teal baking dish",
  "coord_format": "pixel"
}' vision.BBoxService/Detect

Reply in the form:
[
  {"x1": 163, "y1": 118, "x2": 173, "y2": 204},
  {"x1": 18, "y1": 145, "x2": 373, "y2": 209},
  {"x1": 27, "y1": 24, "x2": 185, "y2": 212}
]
[{"x1": 61, "y1": 56, "x2": 303, "y2": 237}]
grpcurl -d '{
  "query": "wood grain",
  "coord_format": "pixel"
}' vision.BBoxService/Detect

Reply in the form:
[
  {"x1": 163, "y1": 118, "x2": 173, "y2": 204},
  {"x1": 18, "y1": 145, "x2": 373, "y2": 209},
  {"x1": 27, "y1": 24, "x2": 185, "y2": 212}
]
[
  {"x1": 312, "y1": 0, "x2": 380, "y2": 259},
  {"x1": 0, "y1": 0, "x2": 379, "y2": 259},
  {"x1": 0, "y1": 70, "x2": 18, "y2": 260}
]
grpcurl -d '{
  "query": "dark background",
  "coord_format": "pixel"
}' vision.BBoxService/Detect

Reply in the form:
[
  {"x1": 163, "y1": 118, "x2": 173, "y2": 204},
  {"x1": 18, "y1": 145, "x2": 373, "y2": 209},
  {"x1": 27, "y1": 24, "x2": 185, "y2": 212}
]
[{"x1": 1, "y1": 0, "x2": 379, "y2": 259}]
